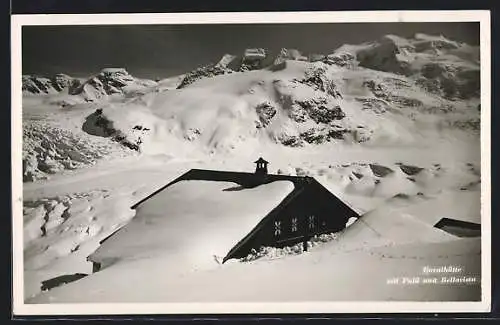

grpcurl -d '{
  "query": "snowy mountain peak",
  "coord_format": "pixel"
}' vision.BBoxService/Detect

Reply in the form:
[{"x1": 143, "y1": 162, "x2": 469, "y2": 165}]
[
  {"x1": 412, "y1": 33, "x2": 461, "y2": 54},
  {"x1": 71, "y1": 68, "x2": 157, "y2": 101},
  {"x1": 276, "y1": 48, "x2": 308, "y2": 61},
  {"x1": 98, "y1": 68, "x2": 135, "y2": 82},
  {"x1": 382, "y1": 34, "x2": 414, "y2": 46},
  {"x1": 343, "y1": 32, "x2": 479, "y2": 83},
  {"x1": 216, "y1": 54, "x2": 239, "y2": 68},
  {"x1": 414, "y1": 32, "x2": 456, "y2": 43},
  {"x1": 22, "y1": 75, "x2": 55, "y2": 94},
  {"x1": 101, "y1": 67, "x2": 129, "y2": 73},
  {"x1": 51, "y1": 73, "x2": 77, "y2": 92},
  {"x1": 22, "y1": 74, "x2": 83, "y2": 95}
]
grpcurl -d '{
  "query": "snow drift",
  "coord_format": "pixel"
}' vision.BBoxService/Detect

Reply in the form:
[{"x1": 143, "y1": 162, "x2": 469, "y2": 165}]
[{"x1": 88, "y1": 180, "x2": 294, "y2": 271}]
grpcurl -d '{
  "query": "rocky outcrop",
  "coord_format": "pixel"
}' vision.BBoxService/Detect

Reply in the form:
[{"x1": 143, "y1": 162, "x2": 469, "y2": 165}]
[
  {"x1": 346, "y1": 33, "x2": 479, "y2": 101},
  {"x1": 215, "y1": 54, "x2": 239, "y2": 69},
  {"x1": 416, "y1": 63, "x2": 480, "y2": 100},
  {"x1": 22, "y1": 74, "x2": 81, "y2": 95},
  {"x1": 322, "y1": 52, "x2": 356, "y2": 68},
  {"x1": 273, "y1": 48, "x2": 308, "y2": 66},
  {"x1": 357, "y1": 36, "x2": 413, "y2": 76},
  {"x1": 293, "y1": 99, "x2": 345, "y2": 124},
  {"x1": 72, "y1": 68, "x2": 156, "y2": 101},
  {"x1": 240, "y1": 48, "x2": 271, "y2": 71},
  {"x1": 412, "y1": 33, "x2": 460, "y2": 54},
  {"x1": 254, "y1": 102, "x2": 277, "y2": 129},
  {"x1": 82, "y1": 109, "x2": 144, "y2": 151},
  {"x1": 177, "y1": 64, "x2": 234, "y2": 89},
  {"x1": 51, "y1": 73, "x2": 75, "y2": 92},
  {"x1": 23, "y1": 69, "x2": 157, "y2": 102},
  {"x1": 363, "y1": 79, "x2": 423, "y2": 108},
  {"x1": 296, "y1": 65, "x2": 343, "y2": 98},
  {"x1": 22, "y1": 76, "x2": 54, "y2": 94}
]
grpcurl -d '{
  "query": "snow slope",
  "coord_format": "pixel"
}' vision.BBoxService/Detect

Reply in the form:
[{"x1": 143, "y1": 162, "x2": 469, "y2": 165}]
[
  {"x1": 21, "y1": 34, "x2": 479, "y2": 182},
  {"x1": 24, "y1": 158, "x2": 480, "y2": 303},
  {"x1": 29, "y1": 236, "x2": 480, "y2": 302},
  {"x1": 28, "y1": 216, "x2": 480, "y2": 303},
  {"x1": 22, "y1": 156, "x2": 481, "y2": 302},
  {"x1": 76, "y1": 58, "x2": 478, "y2": 159}
]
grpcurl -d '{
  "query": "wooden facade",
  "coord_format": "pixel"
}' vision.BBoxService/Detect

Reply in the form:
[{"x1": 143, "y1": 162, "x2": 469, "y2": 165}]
[
  {"x1": 222, "y1": 176, "x2": 359, "y2": 262},
  {"x1": 128, "y1": 167, "x2": 360, "y2": 263}
]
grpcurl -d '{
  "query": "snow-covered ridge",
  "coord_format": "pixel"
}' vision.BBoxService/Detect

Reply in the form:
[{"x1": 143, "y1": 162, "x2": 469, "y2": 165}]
[
  {"x1": 22, "y1": 33, "x2": 481, "y2": 181},
  {"x1": 72, "y1": 68, "x2": 158, "y2": 101},
  {"x1": 22, "y1": 74, "x2": 83, "y2": 95},
  {"x1": 177, "y1": 47, "x2": 313, "y2": 88},
  {"x1": 23, "y1": 33, "x2": 478, "y2": 98},
  {"x1": 22, "y1": 68, "x2": 158, "y2": 101},
  {"x1": 341, "y1": 33, "x2": 480, "y2": 99}
]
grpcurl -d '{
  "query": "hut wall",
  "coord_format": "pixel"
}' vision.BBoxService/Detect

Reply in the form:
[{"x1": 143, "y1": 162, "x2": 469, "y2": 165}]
[{"x1": 227, "y1": 182, "x2": 358, "y2": 260}]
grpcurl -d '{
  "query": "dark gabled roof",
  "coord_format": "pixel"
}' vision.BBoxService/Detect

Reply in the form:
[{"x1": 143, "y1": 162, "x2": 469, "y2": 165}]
[
  {"x1": 131, "y1": 168, "x2": 312, "y2": 209},
  {"x1": 254, "y1": 157, "x2": 269, "y2": 164},
  {"x1": 221, "y1": 176, "x2": 361, "y2": 263},
  {"x1": 128, "y1": 168, "x2": 360, "y2": 263},
  {"x1": 131, "y1": 168, "x2": 359, "y2": 214}
]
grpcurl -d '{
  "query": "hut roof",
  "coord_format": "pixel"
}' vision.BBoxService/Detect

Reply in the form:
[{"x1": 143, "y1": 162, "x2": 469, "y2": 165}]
[{"x1": 88, "y1": 179, "x2": 294, "y2": 269}]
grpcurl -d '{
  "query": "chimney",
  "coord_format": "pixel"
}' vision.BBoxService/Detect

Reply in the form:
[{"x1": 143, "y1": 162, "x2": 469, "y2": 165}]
[{"x1": 254, "y1": 157, "x2": 269, "y2": 175}]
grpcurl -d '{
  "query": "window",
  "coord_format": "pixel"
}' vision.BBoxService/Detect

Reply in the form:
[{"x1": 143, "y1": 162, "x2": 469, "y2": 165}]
[
  {"x1": 291, "y1": 218, "x2": 298, "y2": 232},
  {"x1": 274, "y1": 220, "x2": 282, "y2": 236},
  {"x1": 308, "y1": 215, "x2": 315, "y2": 230}
]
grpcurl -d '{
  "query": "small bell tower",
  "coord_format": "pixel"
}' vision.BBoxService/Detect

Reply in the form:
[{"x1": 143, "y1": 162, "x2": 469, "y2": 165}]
[{"x1": 254, "y1": 157, "x2": 269, "y2": 175}]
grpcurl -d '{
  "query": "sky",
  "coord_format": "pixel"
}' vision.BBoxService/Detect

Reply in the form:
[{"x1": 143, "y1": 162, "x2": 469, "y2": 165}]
[{"x1": 22, "y1": 22, "x2": 479, "y2": 79}]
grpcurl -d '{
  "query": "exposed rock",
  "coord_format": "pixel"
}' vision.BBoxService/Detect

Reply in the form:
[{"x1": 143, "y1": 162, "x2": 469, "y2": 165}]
[
  {"x1": 184, "y1": 128, "x2": 201, "y2": 141},
  {"x1": 308, "y1": 53, "x2": 326, "y2": 62},
  {"x1": 413, "y1": 33, "x2": 460, "y2": 53},
  {"x1": 177, "y1": 64, "x2": 234, "y2": 89},
  {"x1": 275, "y1": 48, "x2": 308, "y2": 63},
  {"x1": 322, "y1": 52, "x2": 356, "y2": 68},
  {"x1": 216, "y1": 54, "x2": 239, "y2": 69},
  {"x1": 277, "y1": 134, "x2": 303, "y2": 147},
  {"x1": 75, "y1": 68, "x2": 129, "y2": 99},
  {"x1": 255, "y1": 102, "x2": 277, "y2": 128},
  {"x1": 355, "y1": 97, "x2": 391, "y2": 114},
  {"x1": 363, "y1": 80, "x2": 423, "y2": 108},
  {"x1": 50, "y1": 74, "x2": 73, "y2": 92},
  {"x1": 363, "y1": 80, "x2": 387, "y2": 98},
  {"x1": 82, "y1": 109, "x2": 142, "y2": 151},
  {"x1": 300, "y1": 129, "x2": 327, "y2": 144},
  {"x1": 22, "y1": 76, "x2": 53, "y2": 94},
  {"x1": 22, "y1": 74, "x2": 79, "y2": 95},
  {"x1": 398, "y1": 164, "x2": 424, "y2": 176},
  {"x1": 357, "y1": 36, "x2": 413, "y2": 76},
  {"x1": 369, "y1": 164, "x2": 394, "y2": 177},
  {"x1": 298, "y1": 126, "x2": 359, "y2": 144},
  {"x1": 297, "y1": 65, "x2": 343, "y2": 98},
  {"x1": 417, "y1": 63, "x2": 479, "y2": 100},
  {"x1": 240, "y1": 48, "x2": 271, "y2": 71},
  {"x1": 294, "y1": 99, "x2": 345, "y2": 124}
]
